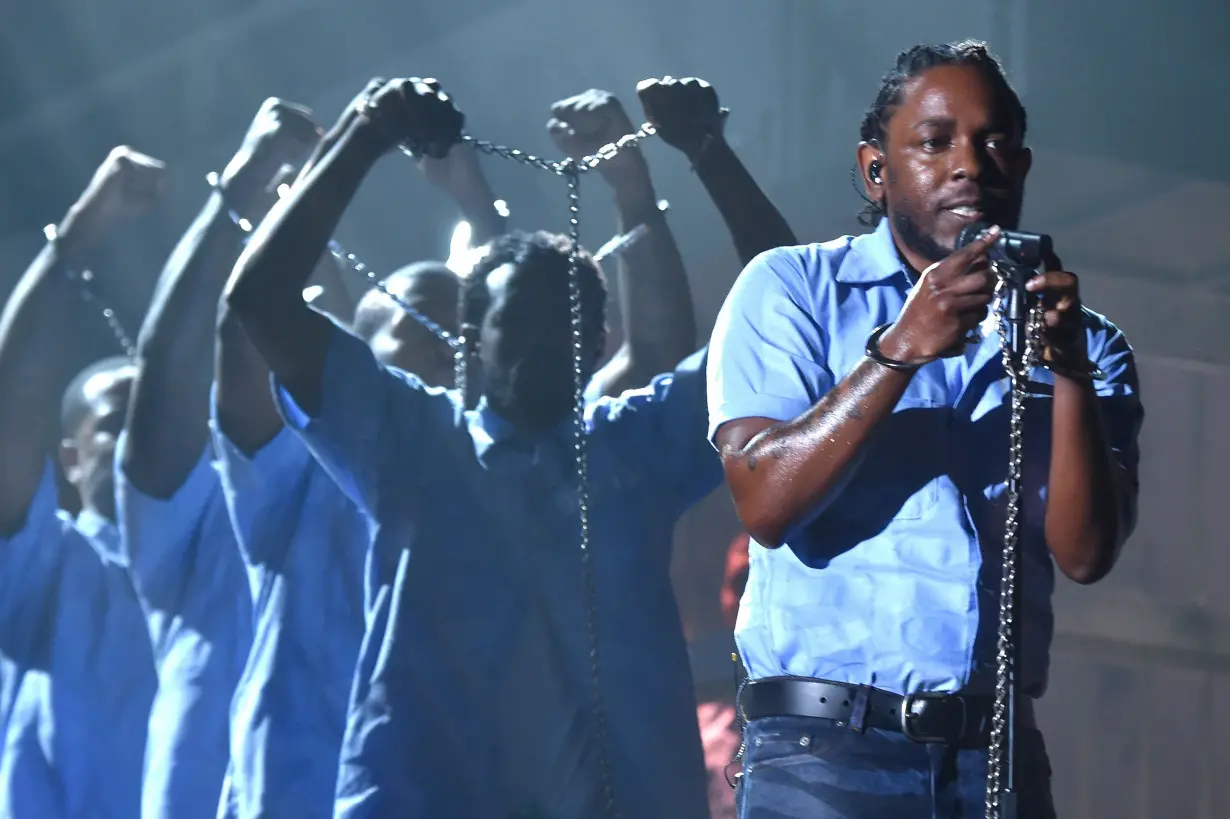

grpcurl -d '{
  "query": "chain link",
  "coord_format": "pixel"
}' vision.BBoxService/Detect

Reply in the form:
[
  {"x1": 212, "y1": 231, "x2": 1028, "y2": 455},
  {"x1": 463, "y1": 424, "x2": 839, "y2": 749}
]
[
  {"x1": 69, "y1": 268, "x2": 138, "y2": 358},
  {"x1": 985, "y1": 263, "x2": 1046, "y2": 819},
  {"x1": 416, "y1": 125, "x2": 657, "y2": 819}
]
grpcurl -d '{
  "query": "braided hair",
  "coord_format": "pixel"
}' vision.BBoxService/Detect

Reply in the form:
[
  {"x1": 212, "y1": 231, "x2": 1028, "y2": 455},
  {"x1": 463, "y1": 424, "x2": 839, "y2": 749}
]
[{"x1": 857, "y1": 40, "x2": 1027, "y2": 226}]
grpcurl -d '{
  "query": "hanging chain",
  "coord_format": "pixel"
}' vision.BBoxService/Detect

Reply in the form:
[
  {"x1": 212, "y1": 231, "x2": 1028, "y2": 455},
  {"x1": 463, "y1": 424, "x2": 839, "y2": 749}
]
[
  {"x1": 42, "y1": 224, "x2": 138, "y2": 359},
  {"x1": 417, "y1": 124, "x2": 657, "y2": 819},
  {"x1": 984, "y1": 263, "x2": 1046, "y2": 819}
]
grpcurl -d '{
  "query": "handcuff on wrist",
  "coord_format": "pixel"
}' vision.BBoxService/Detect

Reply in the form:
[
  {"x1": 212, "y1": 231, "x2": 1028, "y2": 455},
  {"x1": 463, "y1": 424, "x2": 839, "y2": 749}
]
[
  {"x1": 866, "y1": 322, "x2": 1105, "y2": 381},
  {"x1": 864, "y1": 323, "x2": 936, "y2": 371},
  {"x1": 1040, "y1": 356, "x2": 1105, "y2": 383},
  {"x1": 205, "y1": 171, "x2": 257, "y2": 235},
  {"x1": 42, "y1": 223, "x2": 138, "y2": 357}
]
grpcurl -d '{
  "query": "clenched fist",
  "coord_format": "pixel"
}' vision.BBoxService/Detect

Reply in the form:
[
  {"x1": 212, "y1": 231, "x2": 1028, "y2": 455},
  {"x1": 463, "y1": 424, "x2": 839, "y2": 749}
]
[
  {"x1": 636, "y1": 76, "x2": 728, "y2": 161},
  {"x1": 351, "y1": 77, "x2": 464, "y2": 160},
  {"x1": 221, "y1": 97, "x2": 321, "y2": 212},
  {"x1": 547, "y1": 89, "x2": 647, "y2": 186},
  {"x1": 78, "y1": 146, "x2": 168, "y2": 225}
]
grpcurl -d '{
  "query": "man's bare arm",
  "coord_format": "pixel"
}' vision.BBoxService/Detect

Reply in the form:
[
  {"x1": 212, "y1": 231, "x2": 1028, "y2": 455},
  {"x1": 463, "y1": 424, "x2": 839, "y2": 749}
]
[
  {"x1": 1044, "y1": 376, "x2": 1135, "y2": 584},
  {"x1": 717, "y1": 229, "x2": 1002, "y2": 547},
  {"x1": 226, "y1": 122, "x2": 379, "y2": 416},
  {"x1": 227, "y1": 78, "x2": 464, "y2": 416},
  {"x1": 0, "y1": 148, "x2": 164, "y2": 533},
  {"x1": 418, "y1": 142, "x2": 507, "y2": 247},
  {"x1": 717, "y1": 357, "x2": 913, "y2": 548},
  {"x1": 638, "y1": 77, "x2": 797, "y2": 268},
  {"x1": 549, "y1": 90, "x2": 695, "y2": 396},
  {"x1": 692, "y1": 138, "x2": 796, "y2": 266},
  {"x1": 123, "y1": 99, "x2": 320, "y2": 497},
  {"x1": 215, "y1": 102, "x2": 367, "y2": 457}
]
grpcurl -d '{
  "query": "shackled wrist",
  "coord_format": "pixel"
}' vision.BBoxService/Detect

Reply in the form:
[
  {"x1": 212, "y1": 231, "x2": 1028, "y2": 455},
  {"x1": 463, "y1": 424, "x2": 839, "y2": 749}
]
[
  {"x1": 864, "y1": 323, "x2": 936, "y2": 371},
  {"x1": 1042, "y1": 357, "x2": 1105, "y2": 383},
  {"x1": 206, "y1": 172, "x2": 258, "y2": 235}
]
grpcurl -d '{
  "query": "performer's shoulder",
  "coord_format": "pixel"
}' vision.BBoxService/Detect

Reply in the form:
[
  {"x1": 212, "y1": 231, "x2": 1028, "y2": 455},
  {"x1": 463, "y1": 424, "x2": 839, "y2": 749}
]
[
  {"x1": 1080, "y1": 305, "x2": 1131, "y2": 343},
  {"x1": 743, "y1": 234, "x2": 866, "y2": 282}
]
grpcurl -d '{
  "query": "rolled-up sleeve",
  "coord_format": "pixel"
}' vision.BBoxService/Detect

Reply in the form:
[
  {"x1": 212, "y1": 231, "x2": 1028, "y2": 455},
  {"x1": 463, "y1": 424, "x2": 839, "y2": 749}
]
[
  {"x1": 272, "y1": 320, "x2": 445, "y2": 516},
  {"x1": 0, "y1": 462, "x2": 67, "y2": 668},
  {"x1": 706, "y1": 248, "x2": 835, "y2": 444},
  {"x1": 210, "y1": 385, "x2": 314, "y2": 570}
]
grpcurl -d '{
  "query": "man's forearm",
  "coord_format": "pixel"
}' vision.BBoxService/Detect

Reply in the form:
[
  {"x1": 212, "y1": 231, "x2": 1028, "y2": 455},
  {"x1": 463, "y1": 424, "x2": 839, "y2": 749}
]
[
  {"x1": 720, "y1": 356, "x2": 914, "y2": 548},
  {"x1": 595, "y1": 180, "x2": 695, "y2": 394},
  {"x1": 449, "y1": 180, "x2": 507, "y2": 247},
  {"x1": 1044, "y1": 377, "x2": 1131, "y2": 583},
  {"x1": 694, "y1": 138, "x2": 797, "y2": 266},
  {"x1": 0, "y1": 242, "x2": 96, "y2": 533},
  {"x1": 226, "y1": 120, "x2": 379, "y2": 413},
  {"x1": 122, "y1": 193, "x2": 249, "y2": 496}
]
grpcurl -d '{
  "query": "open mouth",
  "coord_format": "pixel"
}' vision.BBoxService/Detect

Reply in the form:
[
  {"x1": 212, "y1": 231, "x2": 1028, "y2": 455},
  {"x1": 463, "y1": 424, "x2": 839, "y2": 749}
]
[{"x1": 941, "y1": 205, "x2": 984, "y2": 223}]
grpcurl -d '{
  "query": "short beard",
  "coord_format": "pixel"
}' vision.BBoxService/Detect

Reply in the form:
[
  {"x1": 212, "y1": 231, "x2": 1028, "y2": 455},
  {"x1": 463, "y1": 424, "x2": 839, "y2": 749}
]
[{"x1": 891, "y1": 208, "x2": 952, "y2": 270}]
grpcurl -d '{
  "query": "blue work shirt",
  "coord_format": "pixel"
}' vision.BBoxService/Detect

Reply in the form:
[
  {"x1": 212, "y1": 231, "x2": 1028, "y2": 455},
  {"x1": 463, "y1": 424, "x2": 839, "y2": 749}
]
[
  {"x1": 210, "y1": 387, "x2": 369, "y2": 819},
  {"x1": 1, "y1": 671, "x2": 58, "y2": 817},
  {"x1": 0, "y1": 462, "x2": 157, "y2": 818},
  {"x1": 115, "y1": 438, "x2": 253, "y2": 819},
  {"x1": 275, "y1": 321, "x2": 721, "y2": 819},
  {"x1": 707, "y1": 220, "x2": 1143, "y2": 697}
]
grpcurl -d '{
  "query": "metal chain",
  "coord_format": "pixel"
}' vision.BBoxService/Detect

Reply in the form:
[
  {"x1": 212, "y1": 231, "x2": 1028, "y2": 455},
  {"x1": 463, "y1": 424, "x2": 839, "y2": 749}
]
[
  {"x1": 985, "y1": 263, "x2": 1046, "y2": 819},
  {"x1": 42, "y1": 224, "x2": 138, "y2": 359},
  {"x1": 69, "y1": 269, "x2": 138, "y2": 358},
  {"x1": 427, "y1": 124, "x2": 657, "y2": 819}
]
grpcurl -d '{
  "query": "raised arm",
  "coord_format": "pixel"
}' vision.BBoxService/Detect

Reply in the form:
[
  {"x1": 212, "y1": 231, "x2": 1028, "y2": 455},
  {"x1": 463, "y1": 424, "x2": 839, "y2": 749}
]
[
  {"x1": 122, "y1": 99, "x2": 320, "y2": 496},
  {"x1": 713, "y1": 230, "x2": 1001, "y2": 548},
  {"x1": 416, "y1": 141, "x2": 507, "y2": 247},
  {"x1": 639, "y1": 77, "x2": 797, "y2": 266},
  {"x1": 225, "y1": 78, "x2": 464, "y2": 416},
  {"x1": 548, "y1": 90, "x2": 695, "y2": 396},
  {"x1": 215, "y1": 98, "x2": 367, "y2": 456},
  {"x1": 0, "y1": 148, "x2": 164, "y2": 534}
]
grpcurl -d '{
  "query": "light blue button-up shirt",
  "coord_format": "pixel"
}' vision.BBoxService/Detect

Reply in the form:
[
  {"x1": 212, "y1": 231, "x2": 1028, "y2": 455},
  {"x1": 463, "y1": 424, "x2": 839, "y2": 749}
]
[
  {"x1": 274, "y1": 322, "x2": 721, "y2": 819},
  {"x1": 1, "y1": 671, "x2": 58, "y2": 818},
  {"x1": 0, "y1": 461, "x2": 157, "y2": 818},
  {"x1": 209, "y1": 387, "x2": 369, "y2": 819},
  {"x1": 115, "y1": 439, "x2": 253, "y2": 819},
  {"x1": 707, "y1": 220, "x2": 1143, "y2": 697}
]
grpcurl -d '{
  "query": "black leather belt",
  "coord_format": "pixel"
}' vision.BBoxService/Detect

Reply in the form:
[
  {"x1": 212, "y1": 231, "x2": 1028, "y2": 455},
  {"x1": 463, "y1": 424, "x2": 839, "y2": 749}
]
[{"x1": 740, "y1": 677, "x2": 1034, "y2": 747}]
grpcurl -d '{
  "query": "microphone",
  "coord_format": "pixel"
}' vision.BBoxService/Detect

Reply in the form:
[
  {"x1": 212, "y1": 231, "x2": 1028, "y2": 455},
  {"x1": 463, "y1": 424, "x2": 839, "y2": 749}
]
[
  {"x1": 956, "y1": 222, "x2": 1051, "y2": 268},
  {"x1": 957, "y1": 222, "x2": 1052, "y2": 359}
]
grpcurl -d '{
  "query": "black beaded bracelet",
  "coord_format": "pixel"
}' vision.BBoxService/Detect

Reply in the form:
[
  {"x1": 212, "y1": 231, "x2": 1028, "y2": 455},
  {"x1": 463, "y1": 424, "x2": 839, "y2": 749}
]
[{"x1": 864, "y1": 323, "x2": 934, "y2": 371}]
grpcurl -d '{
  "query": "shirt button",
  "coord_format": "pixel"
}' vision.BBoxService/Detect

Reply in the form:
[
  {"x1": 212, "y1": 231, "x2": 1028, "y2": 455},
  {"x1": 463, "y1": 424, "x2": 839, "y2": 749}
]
[{"x1": 799, "y1": 736, "x2": 810, "y2": 747}]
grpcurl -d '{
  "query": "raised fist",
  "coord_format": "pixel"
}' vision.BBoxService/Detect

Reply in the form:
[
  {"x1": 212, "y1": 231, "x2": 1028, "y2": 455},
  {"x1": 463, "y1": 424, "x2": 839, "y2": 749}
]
[
  {"x1": 352, "y1": 77, "x2": 464, "y2": 159},
  {"x1": 547, "y1": 89, "x2": 647, "y2": 185},
  {"x1": 78, "y1": 146, "x2": 168, "y2": 224},
  {"x1": 636, "y1": 76, "x2": 728, "y2": 159},
  {"x1": 222, "y1": 97, "x2": 321, "y2": 211}
]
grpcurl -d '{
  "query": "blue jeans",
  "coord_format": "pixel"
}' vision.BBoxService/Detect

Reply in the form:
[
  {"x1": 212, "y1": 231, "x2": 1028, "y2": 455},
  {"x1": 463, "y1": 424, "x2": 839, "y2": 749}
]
[{"x1": 736, "y1": 716, "x2": 1057, "y2": 819}]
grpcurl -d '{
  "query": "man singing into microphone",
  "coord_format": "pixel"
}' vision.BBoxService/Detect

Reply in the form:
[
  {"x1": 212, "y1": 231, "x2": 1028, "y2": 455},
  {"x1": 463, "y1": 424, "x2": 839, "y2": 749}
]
[{"x1": 707, "y1": 40, "x2": 1143, "y2": 817}]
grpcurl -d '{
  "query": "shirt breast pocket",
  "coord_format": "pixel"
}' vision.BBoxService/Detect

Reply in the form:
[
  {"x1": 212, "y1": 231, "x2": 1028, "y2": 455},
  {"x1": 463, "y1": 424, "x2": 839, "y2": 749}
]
[{"x1": 832, "y1": 394, "x2": 945, "y2": 523}]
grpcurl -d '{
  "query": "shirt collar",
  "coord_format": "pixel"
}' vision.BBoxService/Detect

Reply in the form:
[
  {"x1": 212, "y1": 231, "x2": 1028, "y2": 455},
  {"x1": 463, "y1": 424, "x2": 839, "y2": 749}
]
[
  {"x1": 465, "y1": 396, "x2": 577, "y2": 463},
  {"x1": 76, "y1": 507, "x2": 125, "y2": 566},
  {"x1": 836, "y1": 219, "x2": 909, "y2": 284}
]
